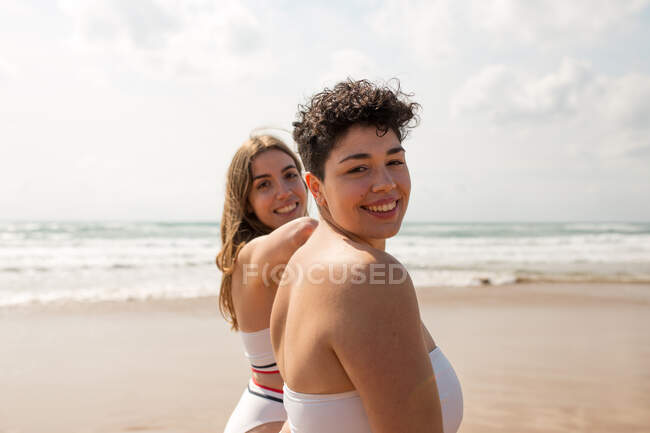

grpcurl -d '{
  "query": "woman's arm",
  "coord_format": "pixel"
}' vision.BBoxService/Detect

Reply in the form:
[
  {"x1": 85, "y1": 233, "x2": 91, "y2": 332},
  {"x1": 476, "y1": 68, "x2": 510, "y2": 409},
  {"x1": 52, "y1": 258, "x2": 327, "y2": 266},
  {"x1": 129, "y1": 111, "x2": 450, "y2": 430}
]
[
  {"x1": 237, "y1": 217, "x2": 317, "y2": 285},
  {"x1": 327, "y1": 259, "x2": 443, "y2": 433}
]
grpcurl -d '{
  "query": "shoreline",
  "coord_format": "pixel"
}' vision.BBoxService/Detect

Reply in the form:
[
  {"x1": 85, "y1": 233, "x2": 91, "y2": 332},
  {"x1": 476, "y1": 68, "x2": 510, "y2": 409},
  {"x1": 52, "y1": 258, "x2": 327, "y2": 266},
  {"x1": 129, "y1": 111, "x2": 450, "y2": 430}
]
[{"x1": 2, "y1": 281, "x2": 649, "y2": 313}]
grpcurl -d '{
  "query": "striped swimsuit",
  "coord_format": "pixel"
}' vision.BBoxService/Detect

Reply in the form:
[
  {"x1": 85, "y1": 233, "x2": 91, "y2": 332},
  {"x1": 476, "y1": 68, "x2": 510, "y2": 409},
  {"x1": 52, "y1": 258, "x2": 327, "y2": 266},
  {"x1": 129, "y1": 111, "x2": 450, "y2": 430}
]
[{"x1": 223, "y1": 328, "x2": 286, "y2": 433}]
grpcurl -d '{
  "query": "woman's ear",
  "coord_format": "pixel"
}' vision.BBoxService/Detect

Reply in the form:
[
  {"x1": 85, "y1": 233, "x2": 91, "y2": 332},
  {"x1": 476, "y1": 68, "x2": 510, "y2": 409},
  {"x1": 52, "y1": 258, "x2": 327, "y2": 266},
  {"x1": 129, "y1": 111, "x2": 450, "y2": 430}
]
[{"x1": 305, "y1": 172, "x2": 326, "y2": 207}]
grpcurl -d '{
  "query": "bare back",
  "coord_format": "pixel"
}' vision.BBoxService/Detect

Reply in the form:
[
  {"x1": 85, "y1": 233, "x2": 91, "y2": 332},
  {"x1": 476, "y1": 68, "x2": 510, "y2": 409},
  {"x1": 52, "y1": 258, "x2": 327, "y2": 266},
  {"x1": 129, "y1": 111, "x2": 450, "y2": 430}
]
[{"x1": 272, "y1": 226, "x2": 436, "y2": 394}]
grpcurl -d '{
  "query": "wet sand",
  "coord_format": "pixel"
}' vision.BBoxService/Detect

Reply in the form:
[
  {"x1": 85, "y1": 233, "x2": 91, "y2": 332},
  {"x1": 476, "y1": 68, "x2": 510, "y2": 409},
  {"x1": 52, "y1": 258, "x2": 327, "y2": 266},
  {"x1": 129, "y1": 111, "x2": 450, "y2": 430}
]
[{"x1": 1, "y1": 282, "x2": 649, "y2": 433}]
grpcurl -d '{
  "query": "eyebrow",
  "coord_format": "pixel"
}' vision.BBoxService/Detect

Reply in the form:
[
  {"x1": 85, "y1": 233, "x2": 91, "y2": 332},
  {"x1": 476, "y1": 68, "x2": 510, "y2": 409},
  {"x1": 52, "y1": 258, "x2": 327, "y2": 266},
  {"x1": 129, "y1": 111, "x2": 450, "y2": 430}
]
[
  {"x1": 338, "y1": 146, "x2": 405, "y2": 164},
  {"x1": 252, "y1": 164, "x2": 297, "y2": 181}
]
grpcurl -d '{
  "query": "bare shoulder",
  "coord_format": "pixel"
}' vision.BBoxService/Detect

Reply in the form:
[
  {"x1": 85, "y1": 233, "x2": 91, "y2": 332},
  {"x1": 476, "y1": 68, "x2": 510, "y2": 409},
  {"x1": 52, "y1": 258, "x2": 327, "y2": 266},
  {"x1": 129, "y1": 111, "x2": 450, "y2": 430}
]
[
  {"x1": 234, "y1": 234, "x2": 262, "y2": 266},
  {"x1": 314, "y1": 245, "x2": 418, "y2": 340},
  {"x1": 327, "y1": 244, "x2": 410, "y2": 294},
  {"x1": 322, "y1": 246, "x2": 440, "y2": 432}
]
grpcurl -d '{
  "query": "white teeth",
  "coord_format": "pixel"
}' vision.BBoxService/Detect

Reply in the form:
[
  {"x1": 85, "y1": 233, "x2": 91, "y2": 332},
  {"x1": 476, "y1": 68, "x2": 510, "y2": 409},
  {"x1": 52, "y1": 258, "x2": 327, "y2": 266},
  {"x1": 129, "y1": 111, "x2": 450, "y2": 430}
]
[
  {"x1": 366, "y1": 201, "x2": 397, "y2": 212},
  {"x1": 276, "y1": 202, "x2": 298, "y2": 214}
]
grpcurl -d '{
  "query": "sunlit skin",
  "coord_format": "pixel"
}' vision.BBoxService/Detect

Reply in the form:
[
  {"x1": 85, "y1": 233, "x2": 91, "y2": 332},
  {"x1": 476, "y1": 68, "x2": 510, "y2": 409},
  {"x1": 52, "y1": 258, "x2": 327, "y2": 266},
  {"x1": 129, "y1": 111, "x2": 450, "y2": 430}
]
[
  {"x1": 248, "y1": 149, "x2": 308, "y2": 230},
  {"x1": 306, "y1": 124, "x2": 411, "y2": 250}
]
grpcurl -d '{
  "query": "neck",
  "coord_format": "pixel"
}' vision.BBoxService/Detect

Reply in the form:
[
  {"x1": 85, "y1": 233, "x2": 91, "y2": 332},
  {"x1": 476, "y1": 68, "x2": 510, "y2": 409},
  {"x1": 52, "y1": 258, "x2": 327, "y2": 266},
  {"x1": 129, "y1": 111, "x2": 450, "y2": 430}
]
[{"x1": 317, "y1": 209, "x2": 386, "y2": 251}]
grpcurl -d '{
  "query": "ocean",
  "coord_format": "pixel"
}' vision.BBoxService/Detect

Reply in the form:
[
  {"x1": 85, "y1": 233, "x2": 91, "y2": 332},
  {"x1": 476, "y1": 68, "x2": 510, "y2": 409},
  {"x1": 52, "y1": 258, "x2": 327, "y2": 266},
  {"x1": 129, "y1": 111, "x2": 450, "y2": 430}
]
[{"x1": 1, "y1": 221, "x2": 649, "y2": 306}]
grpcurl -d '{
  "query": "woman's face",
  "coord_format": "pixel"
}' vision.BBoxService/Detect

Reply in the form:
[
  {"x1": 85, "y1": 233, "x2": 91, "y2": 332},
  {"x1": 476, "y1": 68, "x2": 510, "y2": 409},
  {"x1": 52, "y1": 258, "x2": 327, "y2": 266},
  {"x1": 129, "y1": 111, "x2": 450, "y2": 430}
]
[
  {"x1": 313, "y1": 124, "x2": 410, "y2": 248},
  {"x1": 248, "y1": 149, "x2": 307, "y2": 230}
]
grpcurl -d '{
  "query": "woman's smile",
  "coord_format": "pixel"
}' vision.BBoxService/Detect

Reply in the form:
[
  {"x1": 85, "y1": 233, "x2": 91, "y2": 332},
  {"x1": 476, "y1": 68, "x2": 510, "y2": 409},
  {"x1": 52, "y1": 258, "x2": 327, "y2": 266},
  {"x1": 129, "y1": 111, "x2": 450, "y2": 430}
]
[
  {"x1": 360, "y1": 197, "x2": 401, "y2": 219},
  {"x1": 274, "y1": 201, "x2": 300, "y2": 215}
]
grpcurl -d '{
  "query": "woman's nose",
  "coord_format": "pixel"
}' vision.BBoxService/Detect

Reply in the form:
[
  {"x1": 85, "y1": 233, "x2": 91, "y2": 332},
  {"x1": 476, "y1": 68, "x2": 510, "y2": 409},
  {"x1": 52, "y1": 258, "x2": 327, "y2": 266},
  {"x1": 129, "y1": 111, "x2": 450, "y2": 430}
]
[
  {"x1": 371, "y1": 169, "x2": 397, "y2": 193},
  {"x1": 276, "y1": 183, "x2": 291, "y2": 200}
]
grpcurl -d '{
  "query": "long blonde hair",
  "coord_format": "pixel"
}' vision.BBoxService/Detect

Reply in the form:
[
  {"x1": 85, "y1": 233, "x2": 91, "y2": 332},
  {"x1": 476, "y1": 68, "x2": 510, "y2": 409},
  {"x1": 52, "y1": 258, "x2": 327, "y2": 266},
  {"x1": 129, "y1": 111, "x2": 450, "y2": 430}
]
[{"x1": 216, "y1": 135, "x2": 306, "y2": 330}]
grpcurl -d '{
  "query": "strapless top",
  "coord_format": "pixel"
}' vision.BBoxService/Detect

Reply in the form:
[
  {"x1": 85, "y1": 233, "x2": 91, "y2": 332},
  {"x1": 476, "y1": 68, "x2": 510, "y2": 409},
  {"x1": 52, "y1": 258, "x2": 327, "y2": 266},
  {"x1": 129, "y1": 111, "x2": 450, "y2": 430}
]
[
  {"x1": 240, "y1": 328, "x2": 279, "y2": 374},
  {"x1": 283, "y1": 347, "x2": 463, "y2": 433}
]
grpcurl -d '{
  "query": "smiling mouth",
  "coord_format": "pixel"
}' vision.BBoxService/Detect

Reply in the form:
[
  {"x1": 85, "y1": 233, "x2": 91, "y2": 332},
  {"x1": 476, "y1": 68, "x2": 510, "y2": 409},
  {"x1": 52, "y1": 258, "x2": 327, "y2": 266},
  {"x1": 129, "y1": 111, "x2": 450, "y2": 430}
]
[
  {"x1": 361, "y1": 199, "x2": 399, "y2": 213},
  {"x1": 274, "y1": 202, "x2": 299, "y2": 214}
]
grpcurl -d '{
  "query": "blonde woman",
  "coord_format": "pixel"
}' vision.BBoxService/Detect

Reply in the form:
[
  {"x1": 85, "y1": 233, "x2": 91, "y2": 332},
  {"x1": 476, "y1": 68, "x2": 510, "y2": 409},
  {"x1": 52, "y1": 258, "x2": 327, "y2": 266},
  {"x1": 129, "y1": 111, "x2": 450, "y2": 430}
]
[{"x1": 217, "y1": 135, "x2": 317, "y2": 433}]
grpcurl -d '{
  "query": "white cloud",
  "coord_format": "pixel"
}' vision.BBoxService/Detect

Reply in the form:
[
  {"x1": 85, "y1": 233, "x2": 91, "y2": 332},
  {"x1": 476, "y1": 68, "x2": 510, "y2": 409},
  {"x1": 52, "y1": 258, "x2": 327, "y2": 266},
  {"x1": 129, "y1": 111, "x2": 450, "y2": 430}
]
[
  {"x1": 452, "y1": 58, "x2": 593, "y2": 122},
  {"x1": 467, "y1": 0, "x2": 650, "y2": 45},
  {"x1": 59, "y1": 0, "x2": 271, "y2": 81},
  {"x1": 0, "y1": 57, "x2": 18, "y2": 82},
  {"x1": 319, "y1": 50, "x2": 380, "y2": 87},
  {"x1": 593, "y1": 73, "x2": 650, "y2": 157},
  {"x1": 72, "y1": 66, "x2": 111, "y2": 88},
  {"x1": 452, "y1": 58, "x2": 650, "y2": 158},
  {"x1": 599, "y1": 74, "x2": 650, "y2": 131},
  {"x1": 370, "y1": 0, "x2": 454, "y2": 64},
  {"x1": 3, "y1": 0, "x2": 32, "y2": 14},
  {"x1": 366, "y1": 0, "x2": 649, "y2": 58}
]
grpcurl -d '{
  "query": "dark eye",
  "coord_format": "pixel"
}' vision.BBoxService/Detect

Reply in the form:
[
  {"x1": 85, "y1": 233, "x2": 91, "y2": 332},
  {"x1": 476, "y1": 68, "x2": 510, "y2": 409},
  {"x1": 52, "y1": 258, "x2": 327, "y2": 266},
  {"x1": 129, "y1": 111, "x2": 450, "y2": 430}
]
[
  {"x1": 285, "y1": 172, "x2": 299, "y2": 179},
  {"x1": 388, "y1": 160, "x2": 404, "y2": 166},
  {"x1": 256, "y1": 180, "x2": 270, "y2": 190},
  {"x1": 347, "y1": 166, "x2": 368, "y2": 174}
]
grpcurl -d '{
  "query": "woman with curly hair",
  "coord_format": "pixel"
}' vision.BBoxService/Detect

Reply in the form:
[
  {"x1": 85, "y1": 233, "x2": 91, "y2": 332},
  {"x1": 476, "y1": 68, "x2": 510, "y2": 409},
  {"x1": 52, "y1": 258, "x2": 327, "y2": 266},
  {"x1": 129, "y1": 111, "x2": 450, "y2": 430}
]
[
  {"x1": 218, "y1": 135, "x2": 317, "y2": 433},
  {"x1": 271, "y1": 80, "x2": 463, "y2": 433}
]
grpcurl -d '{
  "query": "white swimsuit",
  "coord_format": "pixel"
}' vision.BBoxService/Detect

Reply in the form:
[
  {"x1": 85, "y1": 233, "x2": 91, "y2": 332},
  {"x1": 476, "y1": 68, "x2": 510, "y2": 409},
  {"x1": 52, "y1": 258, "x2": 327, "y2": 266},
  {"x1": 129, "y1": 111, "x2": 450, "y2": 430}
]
[
  {"x1": 283, "y1": 347, "x2": 463, "y2": 433},
  {"x1": 223, "y1": 328, "x2": 287, "y2": 433}
]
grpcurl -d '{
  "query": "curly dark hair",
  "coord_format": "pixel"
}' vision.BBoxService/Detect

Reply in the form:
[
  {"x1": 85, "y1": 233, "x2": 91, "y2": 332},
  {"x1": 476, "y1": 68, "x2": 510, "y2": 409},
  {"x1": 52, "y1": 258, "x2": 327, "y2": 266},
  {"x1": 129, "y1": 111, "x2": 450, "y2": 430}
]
[{"x1": 292, "y1": 78, "x2": 420, "y2": 180}]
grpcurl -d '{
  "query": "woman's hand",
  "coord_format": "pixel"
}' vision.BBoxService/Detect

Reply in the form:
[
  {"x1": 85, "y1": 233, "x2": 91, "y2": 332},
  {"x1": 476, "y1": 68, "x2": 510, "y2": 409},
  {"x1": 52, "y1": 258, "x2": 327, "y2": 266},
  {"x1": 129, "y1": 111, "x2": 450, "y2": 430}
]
[{"x1": 237, "y1": 216, "x2": 318, "y2": 288}]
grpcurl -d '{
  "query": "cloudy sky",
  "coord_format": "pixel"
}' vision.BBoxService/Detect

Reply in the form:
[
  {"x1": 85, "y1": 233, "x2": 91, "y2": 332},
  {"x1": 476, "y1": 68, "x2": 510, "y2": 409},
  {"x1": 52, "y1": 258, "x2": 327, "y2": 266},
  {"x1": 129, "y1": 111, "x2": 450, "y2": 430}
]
[{"x1": 1, "y1": 0, "x2": 649, "y2": 222}]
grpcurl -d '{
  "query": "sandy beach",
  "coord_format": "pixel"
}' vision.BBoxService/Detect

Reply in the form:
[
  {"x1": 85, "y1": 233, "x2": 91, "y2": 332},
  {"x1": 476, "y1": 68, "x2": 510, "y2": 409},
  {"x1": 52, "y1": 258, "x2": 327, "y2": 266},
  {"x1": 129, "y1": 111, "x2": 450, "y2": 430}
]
[{"x1": 1, "y1": 282, "x2": 649, "y2": 433}]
